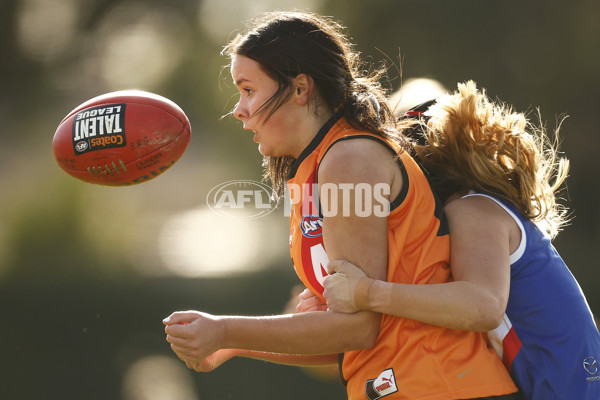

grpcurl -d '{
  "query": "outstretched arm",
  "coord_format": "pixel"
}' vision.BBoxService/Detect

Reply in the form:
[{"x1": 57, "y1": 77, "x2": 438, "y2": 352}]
[
  {"x1": 165, "y1": 138, "x2": 396, "y2": 368},
  {"x1": 324, "y1": 195, "x2": 516, "y2": 332},
  {"x1": 164, "y1": 308, "x2": 378, "y2": 363},
  {"x1": 168, "y1": 287, "x2": 338, "y2": 372}
]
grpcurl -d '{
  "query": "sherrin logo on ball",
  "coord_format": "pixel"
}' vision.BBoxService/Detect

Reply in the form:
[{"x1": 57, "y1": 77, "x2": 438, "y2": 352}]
[{"x1": 52, "y1": 90, "x2": 191, "y2": 186}]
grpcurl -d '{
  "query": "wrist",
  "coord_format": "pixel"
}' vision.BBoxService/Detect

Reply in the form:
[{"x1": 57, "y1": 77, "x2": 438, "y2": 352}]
[
  {"x1": 354, "y1": 277, "x2": 375, "y2": 311},
  {"x1": 368, "y1": 280, "x2": 389, "y2": 312},
  {"x1": 218, "y1": 316, "x2": 229, "y2": 349}
]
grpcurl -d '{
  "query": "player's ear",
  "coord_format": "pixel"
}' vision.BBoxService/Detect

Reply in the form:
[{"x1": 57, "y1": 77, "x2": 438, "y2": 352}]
[{"x1": 293, "y1": 74, "x2": 313, "y2": 105}]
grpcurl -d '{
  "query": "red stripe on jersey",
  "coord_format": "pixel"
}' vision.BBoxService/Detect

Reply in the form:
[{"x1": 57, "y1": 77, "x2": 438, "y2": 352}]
[
  {"x1": 297, "y1": 171, "x2": 326, "y2": 296},
  {"x1": 300, "y1": 235, "x2": 325, "y2": 295},
  {"x1": 502, "y1": 327, "x2": 523, "y2": 372}
]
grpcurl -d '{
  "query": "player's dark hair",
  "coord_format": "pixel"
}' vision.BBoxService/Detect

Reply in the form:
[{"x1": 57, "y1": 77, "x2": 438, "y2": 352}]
[{"x1": 223, "y1": 11, "x2": 411, "y2": 196}]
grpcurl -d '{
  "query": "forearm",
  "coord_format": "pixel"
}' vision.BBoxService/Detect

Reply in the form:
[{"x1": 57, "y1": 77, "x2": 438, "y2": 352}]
[
  {"x1": 368, "y1": 280, "x2": 502, "y2": 331},
  {"x1": 222, "y1": 310, "x2": 380, "y2": 354}
]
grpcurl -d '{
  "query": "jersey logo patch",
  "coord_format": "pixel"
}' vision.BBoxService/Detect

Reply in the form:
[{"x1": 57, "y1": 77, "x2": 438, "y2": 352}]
[
  {"x1": 300, "y1": 215, "x2": 323, "y2": 237},
  {"x1": 584, "y1": 356, "x2": 600, "y2": 382},
  {"x1": 365, "y1": 368, "x2": 398, "y2": 399}
]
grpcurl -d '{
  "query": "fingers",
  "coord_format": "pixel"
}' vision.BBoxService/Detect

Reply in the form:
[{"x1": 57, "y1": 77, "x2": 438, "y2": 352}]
[
  {"x1": 322, "y1": 269, "x2": 344, "y2": 289},
  {"x1": 166, "y1": 333, "x2": 190, "y2": 347},
  {"x1": 296, "y1": 298, "x2": 327, "y2": 313},
  {"x1": 173, "y1": 349, "x2": 187, "y2": 363},
  {"x1": 163, "y1": 310, "x2": 200, "y2": 325},
  {"x1": 327, "y1": 259, "x2": 346, "y2": 275},
  {"x1": 192, "y1": 358, "x2": 216, "y2": 373},
  {"x1": 164, "y1": 322, "x2": 192, "y2": 339},
  {"x1": 298, "y1": 289, "x2": 321, "y2": 310},
  {"x1": 170, "y1": 341, "x2": 203, "y2": 366},
  {"x1": 322, "y1": 270, "x2": 360, "y2": 313},
  {"x1": 170, "y1": 344, "x2": 192, "y2": 364},
  {"x1": 326, "y1": 259, "x2": 366, "y2": 278},
  {"x1": 298, "y1": 288, "x2": 315, "y2": 299},
  {"x1": 163, "y1": 310, "x2": 219, "y2": 372},
  {"x1": 296, "y1": 288, "x2": 327, "y2": 313}
]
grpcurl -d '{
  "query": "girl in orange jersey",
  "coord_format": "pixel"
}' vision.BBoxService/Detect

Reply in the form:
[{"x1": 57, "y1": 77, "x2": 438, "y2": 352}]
[{"x1": 163, "y1": 12, "x2": 520, "y2": 400}]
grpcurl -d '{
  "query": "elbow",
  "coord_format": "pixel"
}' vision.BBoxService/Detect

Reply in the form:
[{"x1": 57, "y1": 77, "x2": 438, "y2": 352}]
[
  {"x1": 469, "y1": 300, "x2": 506, "y2": 332},
  {"x1": 340, "y1": 312, "x2": 380, "y2": 350}
]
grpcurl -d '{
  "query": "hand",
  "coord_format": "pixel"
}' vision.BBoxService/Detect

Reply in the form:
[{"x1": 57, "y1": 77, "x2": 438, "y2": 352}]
[
  {"x1": 296, "y1": 288, "x2": 328, "y2": 313},
  {"x1": 163, "y1": 311, "x2": 226, "y2": 367},
  {"x1": 323, "y1": 260, "x2": 368, "y2": 313}
]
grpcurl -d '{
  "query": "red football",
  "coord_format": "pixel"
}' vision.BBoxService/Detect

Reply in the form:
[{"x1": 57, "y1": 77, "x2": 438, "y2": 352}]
[{"x1": 52, "y1": 90, "x2": 191, "y2": 186}]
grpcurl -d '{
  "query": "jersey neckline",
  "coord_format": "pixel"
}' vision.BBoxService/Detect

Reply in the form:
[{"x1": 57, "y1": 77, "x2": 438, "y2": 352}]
[{"x1": 287, "y1": 112, "x2": 343, "y2": 180}]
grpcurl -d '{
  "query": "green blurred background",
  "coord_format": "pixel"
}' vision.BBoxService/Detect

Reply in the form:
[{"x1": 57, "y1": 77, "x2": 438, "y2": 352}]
[{"x1": 1, "y1": 0, "x2": 598, "y2": 399}]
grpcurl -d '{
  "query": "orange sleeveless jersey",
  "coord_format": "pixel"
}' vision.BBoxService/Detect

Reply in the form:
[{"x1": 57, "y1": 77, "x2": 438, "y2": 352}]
[{"x1": 287, "y1": 116, "x2": 517, "y2": 399}]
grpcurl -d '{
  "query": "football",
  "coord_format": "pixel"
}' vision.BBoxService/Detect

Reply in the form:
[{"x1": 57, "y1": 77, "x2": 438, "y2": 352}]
[{"x1": 52, "y1": 90, "x2": 191, "y2": 186}]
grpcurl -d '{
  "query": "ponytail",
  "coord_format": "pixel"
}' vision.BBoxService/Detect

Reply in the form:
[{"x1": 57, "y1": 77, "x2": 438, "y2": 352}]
[{"x1": 416, "y1": 81, "x2": 569, "y2": 237}]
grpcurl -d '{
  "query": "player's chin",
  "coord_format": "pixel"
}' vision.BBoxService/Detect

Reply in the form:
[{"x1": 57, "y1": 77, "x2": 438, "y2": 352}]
[
  {"x1": 257, "y1": 143, "x2": 286, "y2": 158},
  {"x1": 257, "y1": 143, "x2": 271, "y2": 156}
]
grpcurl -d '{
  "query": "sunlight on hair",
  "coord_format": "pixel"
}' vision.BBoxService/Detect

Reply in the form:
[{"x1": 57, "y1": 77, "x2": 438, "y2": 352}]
[
  {"x1": 388, "y1": 78, "x2": 447, "y2": 115},
  {"x1": 94, "y1": 2, "x2": 191, "y2": 89},
  {"x1": 198, "y1": 0, "x2": 324, "y2": 43},
  {"x1": 16, "y1": 0, "x2": 78, "y2": 63},
  {"x1": 157, "y1": 207, "x2": 282, "y2": 278},
  {"x1": 122, "y1": 355, "x2": 199, "y2": 400}
]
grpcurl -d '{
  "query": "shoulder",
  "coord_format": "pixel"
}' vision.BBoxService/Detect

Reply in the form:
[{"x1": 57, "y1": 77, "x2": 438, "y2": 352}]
[
  {"x1": 445, "y1": 195, "x2": 509, "y2": 221},
  {"x1": 445, "y1": 194, "x2": 520, "y2": 246},
  {"x1": 318, "y1": 136, "x2": 397, "y2": 184}
]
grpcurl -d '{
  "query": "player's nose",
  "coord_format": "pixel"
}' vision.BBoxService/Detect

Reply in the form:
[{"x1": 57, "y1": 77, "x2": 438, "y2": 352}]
[{"x1": 233, "y1": 101, "x2": 247, "y2": 121}]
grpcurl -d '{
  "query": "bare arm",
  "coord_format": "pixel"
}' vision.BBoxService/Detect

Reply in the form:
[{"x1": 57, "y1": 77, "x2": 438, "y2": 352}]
[
  {"x1": 165, "y1": 303, "x2": 377, "y2": 370},
  {"x1": 324, "y1": 195, "x2": 517, "y2": 332},
  {"x1": 165, "y1": 138, "x2": 397, "y2": 365},
  {"x1": 317, "y1": 137, "x2": 401, "y2": 337}
]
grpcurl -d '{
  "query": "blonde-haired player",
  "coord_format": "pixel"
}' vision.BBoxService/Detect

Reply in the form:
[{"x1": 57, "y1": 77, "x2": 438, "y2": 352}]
[{"x1": 322, "y1": 81, "x2": 600, "y2": 399}]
